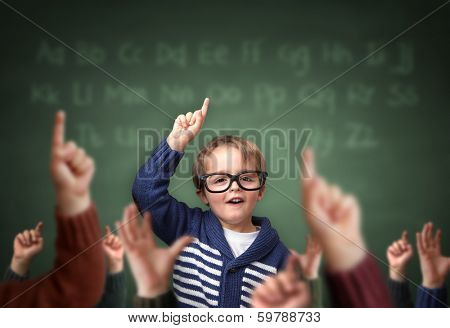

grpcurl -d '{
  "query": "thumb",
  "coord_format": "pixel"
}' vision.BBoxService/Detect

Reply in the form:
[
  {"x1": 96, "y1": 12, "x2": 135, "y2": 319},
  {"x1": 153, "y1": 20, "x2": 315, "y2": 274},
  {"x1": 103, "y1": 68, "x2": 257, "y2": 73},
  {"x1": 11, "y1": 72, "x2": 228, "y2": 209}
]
[
  {"x1": 169, "y1": 236, "x2": 193, "y2": 259},
  {"x1": 105, "y1": 225, "x2": 112, "y2": 236}
]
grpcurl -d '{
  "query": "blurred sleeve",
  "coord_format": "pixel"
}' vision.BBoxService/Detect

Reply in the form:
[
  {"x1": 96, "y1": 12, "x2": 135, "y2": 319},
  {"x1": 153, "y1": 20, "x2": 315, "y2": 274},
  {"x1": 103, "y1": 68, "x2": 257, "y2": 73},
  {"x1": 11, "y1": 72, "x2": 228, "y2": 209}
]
[
  {"x1": 3, "y1": 266, "x2": 29, "y2": 282},
  {"x1": 387, "y1": 278, "x2": 414, "y2": 307},
  {"x1": 0, "y1": 203, "x2": 105, "y2": 307},
  {"x1": 325, "y1": 254, "x2": 392, "y2": 307},
  {"x1": 416, "y1": 285, "x2": 448, "y2": 308},
  {"x1": 96, "y1": 271, "x2": 127, "y2": 308}
]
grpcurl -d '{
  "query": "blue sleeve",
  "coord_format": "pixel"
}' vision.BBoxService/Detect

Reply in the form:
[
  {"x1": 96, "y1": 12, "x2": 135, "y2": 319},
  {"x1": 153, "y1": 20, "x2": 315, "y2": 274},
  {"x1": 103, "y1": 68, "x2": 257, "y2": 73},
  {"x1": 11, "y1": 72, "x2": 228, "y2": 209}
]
[
  {"x1": 415, "y1": 285, "x2": 448, "y2": 308},
  {"x1": 132, "y1": 138, "x2": 203, "y2": 245}
]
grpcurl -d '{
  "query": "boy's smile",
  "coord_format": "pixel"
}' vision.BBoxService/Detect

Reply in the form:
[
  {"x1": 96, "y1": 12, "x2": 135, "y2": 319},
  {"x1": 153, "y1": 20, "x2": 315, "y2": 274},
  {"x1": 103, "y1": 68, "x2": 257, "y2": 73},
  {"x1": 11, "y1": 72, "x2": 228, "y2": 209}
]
[{"x1": 197, "y1": 145, "x2": 265, "y2": 233}]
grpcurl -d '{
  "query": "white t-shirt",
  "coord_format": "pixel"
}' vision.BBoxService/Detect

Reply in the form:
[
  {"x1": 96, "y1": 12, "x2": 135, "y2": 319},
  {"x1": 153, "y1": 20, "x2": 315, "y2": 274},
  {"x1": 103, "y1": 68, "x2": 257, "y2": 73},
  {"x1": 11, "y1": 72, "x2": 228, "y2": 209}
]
[{"x1": 223, "y1": 226, "x2": 261, "y2": 258}]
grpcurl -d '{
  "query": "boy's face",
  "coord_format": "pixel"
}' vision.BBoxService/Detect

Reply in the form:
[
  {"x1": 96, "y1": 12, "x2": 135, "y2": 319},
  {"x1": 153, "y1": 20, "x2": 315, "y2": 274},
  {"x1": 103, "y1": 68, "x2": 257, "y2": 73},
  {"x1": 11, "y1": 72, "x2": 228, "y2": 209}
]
[{"x1": 196, "y1": 145, "x2": 265, "y2": 232}]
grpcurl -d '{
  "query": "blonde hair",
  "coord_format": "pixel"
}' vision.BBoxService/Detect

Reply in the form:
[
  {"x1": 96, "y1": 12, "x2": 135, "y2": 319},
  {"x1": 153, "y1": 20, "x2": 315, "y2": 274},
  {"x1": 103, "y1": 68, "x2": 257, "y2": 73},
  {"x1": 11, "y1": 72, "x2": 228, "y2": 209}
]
[{"x1": 192, "y1": 135, "x2": 266, "y2": 190}]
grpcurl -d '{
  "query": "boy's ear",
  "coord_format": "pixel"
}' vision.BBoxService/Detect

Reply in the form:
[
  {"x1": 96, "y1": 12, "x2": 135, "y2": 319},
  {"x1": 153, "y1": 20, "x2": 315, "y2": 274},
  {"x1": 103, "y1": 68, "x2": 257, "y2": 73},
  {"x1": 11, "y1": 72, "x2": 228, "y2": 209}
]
[
  {"x1": 257, "y1": 185, "x2": 266, "y2": 201},
  {"x1": 196, "y1": 189, "x2": 209, "y2": 206}
]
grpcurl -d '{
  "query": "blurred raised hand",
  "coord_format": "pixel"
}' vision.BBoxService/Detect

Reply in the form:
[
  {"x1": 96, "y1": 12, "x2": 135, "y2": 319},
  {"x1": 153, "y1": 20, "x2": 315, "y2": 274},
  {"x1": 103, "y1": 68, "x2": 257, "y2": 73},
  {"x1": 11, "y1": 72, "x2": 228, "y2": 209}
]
[
  {"x1": 252, "y1": 255, "x2": 310, "y2": 308},
  {"x1": 291, "y1": 235, "x2": 322, "y2": 280},
  {"x1": 386, "y1": 230, "x2": 413, "y2": 282},
  {"x1": 50, "y1": 111, "x2": 94, "y2": 216},
  {"x1": 103, "y1": 225, "x2": 125, "y2": 274},
  {"x1": 11, "y1": 222, "x2": 44, "y2": 276},
  {"x1": 300, "y1": 148, "x2": 365, "y2": 272},
  {"x1": 116, "y1": 203, "x2": 193, "y2": 297},
  {"x1": 416, "y1": 222, "x2": 449, "y2": 289}
]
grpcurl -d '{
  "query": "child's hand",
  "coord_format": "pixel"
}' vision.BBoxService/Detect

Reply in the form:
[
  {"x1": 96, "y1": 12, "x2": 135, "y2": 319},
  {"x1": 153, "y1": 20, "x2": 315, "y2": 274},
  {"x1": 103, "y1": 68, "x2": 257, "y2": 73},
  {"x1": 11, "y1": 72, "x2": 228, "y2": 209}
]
[
  {"x1": 167, "y1": 98, "x2": 209, "y2": 152},
  {"x1": 11, "y1": 222, "x2": 44, "y2": 276},
  {"x1": 416, "y1": 222, "x2": 449, "y2": 289},
  {"x1": 252, "y1": 255, "x2": 310, "y2": 308},
  {"x1": 291, "y1": 235, "x2": 322, "y2": 280},
  {"x1": 300, "y1": 148, "x2": 366, "y2": 272},
  {"x1": 116, "y1": 203, "x2": 193, "y2": 298},
  {"x1": 103, "y1": 225, "x2": 124, "y2": 274},
  {"x1": 386, "y1": 231, "x2": 413, "y2": 282},
  {"x1": 50, "y1": 111, "x2": 95, "y2": 216}
]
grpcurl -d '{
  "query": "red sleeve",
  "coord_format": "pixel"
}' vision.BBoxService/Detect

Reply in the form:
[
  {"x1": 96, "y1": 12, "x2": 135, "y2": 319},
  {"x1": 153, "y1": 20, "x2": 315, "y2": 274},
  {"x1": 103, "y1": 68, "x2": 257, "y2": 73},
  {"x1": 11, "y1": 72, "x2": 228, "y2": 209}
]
[
  {"x1": 325, "y1": 254, "x2": 392, "y2": 308},
  {"x1": 0, "y1": 203, "x2": 105, "y2": 307}
]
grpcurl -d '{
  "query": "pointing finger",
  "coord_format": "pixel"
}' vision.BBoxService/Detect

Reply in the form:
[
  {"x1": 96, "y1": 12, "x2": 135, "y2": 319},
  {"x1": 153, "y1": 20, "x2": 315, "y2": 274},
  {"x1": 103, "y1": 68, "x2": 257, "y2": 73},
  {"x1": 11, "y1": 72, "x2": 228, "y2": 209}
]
[
  {"x1": 300, "y1": 148, "x2": 316, "y2": 182},
  {"x1": 201, "y1": 97, "x2": 210, "y2": 117},
  {"x1": 52, "y1": 111, "x2": 65, "y2": 150},
  {"x1": 401, "y1": 230, "x2": 408, "y2": 243},
  {"x1": 35, "y1": 222, "x2": 44, "y2": 236}
]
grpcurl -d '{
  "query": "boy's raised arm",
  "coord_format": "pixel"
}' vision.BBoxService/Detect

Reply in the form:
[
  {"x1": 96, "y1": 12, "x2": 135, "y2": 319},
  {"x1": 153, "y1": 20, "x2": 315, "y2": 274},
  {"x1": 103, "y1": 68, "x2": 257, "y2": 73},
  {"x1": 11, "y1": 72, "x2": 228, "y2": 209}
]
[{"x1": 132, "y1": 98, "x2": 210, "y2": 244}]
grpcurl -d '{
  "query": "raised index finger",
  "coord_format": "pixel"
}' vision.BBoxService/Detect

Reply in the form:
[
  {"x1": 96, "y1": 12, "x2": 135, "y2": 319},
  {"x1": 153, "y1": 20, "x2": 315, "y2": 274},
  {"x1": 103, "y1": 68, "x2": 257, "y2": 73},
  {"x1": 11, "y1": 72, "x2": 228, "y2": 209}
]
[
  {"x1": 35, "y1": 222, "x2": 44, "y2": 235},
  {"x1": 52, "y1": 110, "x2": 65, "y2": 149},
  {"x1": 300, "y1": 148, "x2": 316, "y2": 182},
  {"x1": 401, "y1": 230, "x2": 408, "y2": 243},
  {"x1": 201, "y1": 97, "x2": 210, "y2": 117}
]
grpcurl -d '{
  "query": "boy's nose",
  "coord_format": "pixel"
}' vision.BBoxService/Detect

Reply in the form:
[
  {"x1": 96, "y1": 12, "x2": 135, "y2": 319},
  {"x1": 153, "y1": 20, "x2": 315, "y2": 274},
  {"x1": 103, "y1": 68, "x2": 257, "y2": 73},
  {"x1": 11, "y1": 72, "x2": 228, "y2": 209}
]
[{"x1": 229, "y1": 180, "x2": 241, "y2": 191}]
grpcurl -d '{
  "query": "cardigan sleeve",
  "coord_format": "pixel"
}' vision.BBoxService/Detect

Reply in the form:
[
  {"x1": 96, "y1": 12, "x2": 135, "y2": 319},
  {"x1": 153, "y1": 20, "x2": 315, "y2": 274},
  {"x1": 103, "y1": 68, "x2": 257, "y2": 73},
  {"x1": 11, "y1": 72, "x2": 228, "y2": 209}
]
[{"x1": 132, "y1": 138, "x2": 203, "y2": 245}]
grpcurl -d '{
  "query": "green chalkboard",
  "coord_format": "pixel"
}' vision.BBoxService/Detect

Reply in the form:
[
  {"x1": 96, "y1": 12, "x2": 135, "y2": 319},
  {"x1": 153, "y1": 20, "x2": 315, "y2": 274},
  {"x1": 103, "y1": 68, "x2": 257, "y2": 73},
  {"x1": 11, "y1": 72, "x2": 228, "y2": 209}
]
[{"x1": 1, "y1": 0, "x2": 449, "y2": 307}]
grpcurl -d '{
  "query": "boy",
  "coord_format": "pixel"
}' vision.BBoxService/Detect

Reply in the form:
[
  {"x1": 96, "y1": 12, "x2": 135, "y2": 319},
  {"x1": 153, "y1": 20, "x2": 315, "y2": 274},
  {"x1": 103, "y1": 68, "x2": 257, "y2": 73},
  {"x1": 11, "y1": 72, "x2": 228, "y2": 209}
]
[{"x1": 132, "y1": 98, "x2": 290, "y2": 308}]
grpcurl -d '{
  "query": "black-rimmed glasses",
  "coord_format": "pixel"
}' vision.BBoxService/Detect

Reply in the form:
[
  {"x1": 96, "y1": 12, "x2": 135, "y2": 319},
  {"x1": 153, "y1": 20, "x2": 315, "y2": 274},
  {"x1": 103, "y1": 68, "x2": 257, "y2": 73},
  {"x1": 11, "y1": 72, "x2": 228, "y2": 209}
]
[{"x1": 198, "y1": 170, "x2": 268, "y2": 193}]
